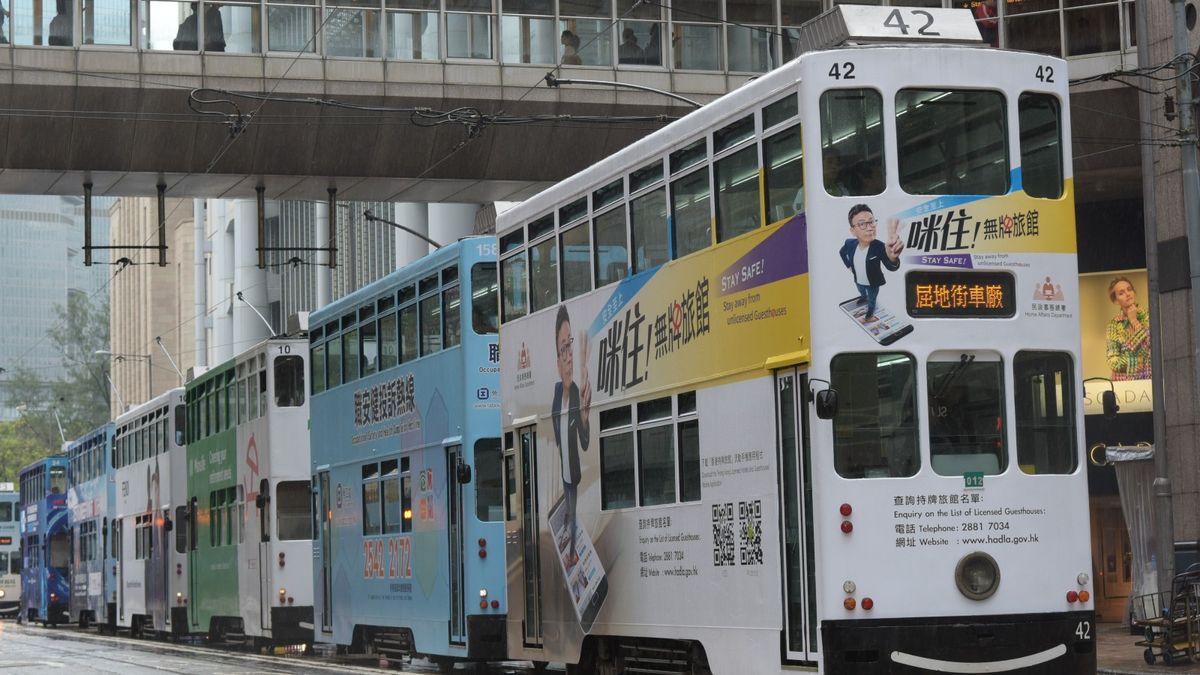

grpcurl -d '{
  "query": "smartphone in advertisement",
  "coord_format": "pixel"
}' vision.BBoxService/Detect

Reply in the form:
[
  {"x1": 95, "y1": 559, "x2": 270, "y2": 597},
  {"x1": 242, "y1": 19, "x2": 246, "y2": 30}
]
[
  {"x1": 547, "y1": 495, "x2": 608, "y2": 633},
  {"x1": 839, "y1": 296, "x2": 914, "y2": 345}
]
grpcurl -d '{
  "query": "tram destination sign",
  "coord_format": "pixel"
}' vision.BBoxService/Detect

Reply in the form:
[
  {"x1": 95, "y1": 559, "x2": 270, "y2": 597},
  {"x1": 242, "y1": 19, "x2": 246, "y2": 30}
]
[{"x1": 905, "y1": 270, "x2": 1016, "y2": 318}]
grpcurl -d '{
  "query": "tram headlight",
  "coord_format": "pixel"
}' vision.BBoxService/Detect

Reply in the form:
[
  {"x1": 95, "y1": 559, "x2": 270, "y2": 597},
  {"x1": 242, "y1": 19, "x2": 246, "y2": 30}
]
[
  {"x1": 0, "y1": 588, "x2": 5, "y2": 598},
  {"x1": 954, "y1": 551, "x2": 1000, "y2": 601}
]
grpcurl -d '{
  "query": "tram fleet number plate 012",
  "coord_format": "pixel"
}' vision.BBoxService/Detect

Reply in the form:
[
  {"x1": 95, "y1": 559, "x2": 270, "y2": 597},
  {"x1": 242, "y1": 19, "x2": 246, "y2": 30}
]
[{"x1": 905, "y1": 270, "x2": 1016, "y2": 318}]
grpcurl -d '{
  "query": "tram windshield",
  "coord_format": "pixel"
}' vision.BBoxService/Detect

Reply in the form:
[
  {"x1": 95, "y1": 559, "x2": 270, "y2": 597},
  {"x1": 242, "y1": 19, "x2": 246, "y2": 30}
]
[
  {"x1": 928, "y1": 352, "x2": 1007, "y2": 476},
  {"x1": 49, "y1": 466, "x2": 66, "y2": 494},
  {"x1": 831, "y1": 353, "x2": 919, "y2": 479}
]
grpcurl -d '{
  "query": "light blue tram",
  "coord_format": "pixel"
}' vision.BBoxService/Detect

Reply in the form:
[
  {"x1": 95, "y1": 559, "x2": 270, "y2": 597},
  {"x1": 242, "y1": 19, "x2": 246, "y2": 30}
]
[
  {"x1": 0, "y1": 489, "x2": 20, "y2": 616},
  {"x1": 66, "y1": 424, "x2": 116, "y2": 628},
  {"x1": 310, "y1": 237, "x2": 506, "y2": 669},
  {"x1": 18, "y1": 455, "x2": 71, "y2": 625}
]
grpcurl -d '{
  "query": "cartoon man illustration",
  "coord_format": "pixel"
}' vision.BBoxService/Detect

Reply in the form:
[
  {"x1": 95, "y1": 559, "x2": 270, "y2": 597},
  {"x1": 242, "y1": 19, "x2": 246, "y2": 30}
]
[
  {"x1": 551, "y1": 305, "x2": 591, "y2": 566},
  {"x1": 840, "y1": 204, "x2": 903, "y2": 323}
]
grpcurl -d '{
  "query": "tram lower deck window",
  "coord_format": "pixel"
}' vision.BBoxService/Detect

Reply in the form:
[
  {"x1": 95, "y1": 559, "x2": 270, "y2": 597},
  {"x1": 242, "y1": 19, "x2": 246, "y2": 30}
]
[
  {"x1": 831, "y1": 352, "x2": 919, "y2": 479},
  {"x1": 928, "y1": 351, "x2": 1007, "y2": 476}
]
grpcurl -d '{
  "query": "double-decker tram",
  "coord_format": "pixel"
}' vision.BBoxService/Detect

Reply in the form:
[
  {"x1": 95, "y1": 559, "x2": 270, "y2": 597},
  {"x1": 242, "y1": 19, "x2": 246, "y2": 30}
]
[
  {"x1": 183, "y1": 335, "x2": 313, "y2": 647},
  {"x1": 18, "y1": 455, "x2": 70, "y2": 625},
  {"x1": 309, "y1": 237, "x2": 506, "y2": 669},
  {"x1": 497, "y1": 6, "x2": 1093, "y2": 673},
  {"x1": 0, "y1": 487, "x2": 19, "y2": 617},
  {"x1": 112, "y1": 389, "x2": 187, "y2": 637},
  {"x1": 66, "y1": 424, "x2": 115, "y2": 628}
]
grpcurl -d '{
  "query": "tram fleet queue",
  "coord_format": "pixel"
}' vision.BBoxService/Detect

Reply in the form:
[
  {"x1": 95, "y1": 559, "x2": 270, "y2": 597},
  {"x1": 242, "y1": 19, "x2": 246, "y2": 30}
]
[{"x1": 8, "y1": 6, "x2": 1100, "y2": 674}]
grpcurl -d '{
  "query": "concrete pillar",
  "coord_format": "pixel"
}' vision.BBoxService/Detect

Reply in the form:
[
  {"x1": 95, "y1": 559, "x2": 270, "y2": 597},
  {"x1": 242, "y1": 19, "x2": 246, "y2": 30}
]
[
  {"x1": 315, "y1": 199, "x2": 331, "y2": 309},
  {"x1": 233, "y1": 199, "x2": 270, "y2": 355},
  {"x1": 210, "y1": 199, "x2": 235, "y2": 365},
  {"x1": 428, "y1": 203, "x2": 480, "y2": 249},
  {"x1": 394, "y1": 202, "x2": 429, "y2": 269},
  {"x1": 193, "y1": 199, "x2": 208, "y2": 369}
]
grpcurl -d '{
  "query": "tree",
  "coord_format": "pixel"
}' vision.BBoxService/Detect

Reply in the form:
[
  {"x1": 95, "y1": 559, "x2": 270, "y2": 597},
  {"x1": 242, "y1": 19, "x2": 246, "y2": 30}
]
[{"x1": 0, "y1": 292, "x2": 112, "y2": 481}]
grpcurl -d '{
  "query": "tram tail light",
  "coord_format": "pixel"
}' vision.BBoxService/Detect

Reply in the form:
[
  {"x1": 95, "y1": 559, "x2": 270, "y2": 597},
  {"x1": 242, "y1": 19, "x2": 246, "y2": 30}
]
[
  {"x1": 278, "y1": 552, "x2": 285, "y2": 568},
  {"x1": 1079, "y1": 590, "x2": 1090, "y2": 603},
  {"x1": 1066, "y1": 590, "x2": 1079, "y2": 603},
  {"x1": 839, "y1": 503, "x2": 852, "y2": 517},
  {"x1": 840, "y1": 521, "x2": 853, "y2": 534},
  {"x1": 480, "y1": 600, "x2": 488, "y2": 609},
  {"x1": 861, "y1": 597, "x2": 874, "y2": 610},
  {"x1": 279, "y1": 588, "x2": 287, "y2": 604},
  {"x1": 176, "y1": 563, "x2": 183, "y2": 576},
  {"x1": 843, "y1": 597, "x2": 856, "y2": 610},
  {"x1": 491, "y1": 600, "x2": 499, "y2": 609}
]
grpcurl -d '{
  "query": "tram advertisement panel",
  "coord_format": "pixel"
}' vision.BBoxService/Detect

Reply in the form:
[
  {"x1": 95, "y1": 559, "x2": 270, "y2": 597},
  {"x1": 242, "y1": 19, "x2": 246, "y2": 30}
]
[
  {"x1": 1079, "y1": 269, "x2": 1152, "y2": 415},
  {"x1": 502, "y1": 216, "x2": 811, "y2": 639}
]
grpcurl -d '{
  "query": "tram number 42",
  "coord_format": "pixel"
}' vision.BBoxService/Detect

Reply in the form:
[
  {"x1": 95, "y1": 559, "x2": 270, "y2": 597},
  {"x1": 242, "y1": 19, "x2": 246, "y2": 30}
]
[{"x1": 1076, "y1": 620, "x2": 1092, "y2": 640}]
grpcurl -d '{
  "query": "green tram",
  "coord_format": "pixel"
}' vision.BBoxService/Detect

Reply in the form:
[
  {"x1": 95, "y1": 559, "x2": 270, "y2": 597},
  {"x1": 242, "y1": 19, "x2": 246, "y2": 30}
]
[{"x1": 183, "y1": 336, "x2": 313, "y2": 646}]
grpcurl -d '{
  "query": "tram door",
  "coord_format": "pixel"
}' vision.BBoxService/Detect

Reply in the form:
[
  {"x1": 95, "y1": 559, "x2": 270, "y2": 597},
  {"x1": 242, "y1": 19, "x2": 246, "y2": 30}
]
[
  {"x1": 776, "y1": 369, "x2": 818, "y2": 663},
  {"x1": 316, "y1": 471, "x2": 332, "y2": 633},
  {"x1": 448, "y1": 445, "x2": 466, "y2": 645},
  {"x1": 516, "y1": 425, "x2": 543, "y2": 646}
]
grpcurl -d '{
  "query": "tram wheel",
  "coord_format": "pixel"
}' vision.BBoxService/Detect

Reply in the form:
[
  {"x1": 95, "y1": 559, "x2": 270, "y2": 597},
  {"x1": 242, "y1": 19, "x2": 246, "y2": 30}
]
[
  {"x1": 1144, "y1": 648, "x2": 1156, "y2": 665},
  {"x1": 1164, "y1": 650, "x2": 1175, "y2": 665}
]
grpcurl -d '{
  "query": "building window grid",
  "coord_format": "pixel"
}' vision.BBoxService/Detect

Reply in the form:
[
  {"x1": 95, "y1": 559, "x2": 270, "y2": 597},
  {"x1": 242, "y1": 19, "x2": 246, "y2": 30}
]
[{"x1": 5, "y1": 0, "x2": 1131, "y2": 64}]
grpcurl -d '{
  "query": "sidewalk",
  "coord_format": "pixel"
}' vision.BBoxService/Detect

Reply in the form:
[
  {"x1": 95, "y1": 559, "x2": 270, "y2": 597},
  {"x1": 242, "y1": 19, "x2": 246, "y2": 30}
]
[{"x1": 1100, "y1": 621, "x2": 1200, "y2": 674}]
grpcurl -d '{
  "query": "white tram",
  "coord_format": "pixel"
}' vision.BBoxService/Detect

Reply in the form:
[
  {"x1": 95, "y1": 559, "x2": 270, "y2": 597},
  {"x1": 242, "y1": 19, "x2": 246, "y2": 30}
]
[
  {"x1": 112, "y1": 388, "x2": 188, "y2": 636},
  {"x1": 497, "y1": 6, "x2": 1093, "y2": 674}
]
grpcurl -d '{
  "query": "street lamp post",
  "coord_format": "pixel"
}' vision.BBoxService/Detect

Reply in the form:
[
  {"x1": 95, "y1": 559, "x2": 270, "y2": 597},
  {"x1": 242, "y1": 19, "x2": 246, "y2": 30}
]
[{"x1": 95, "y1": 350, "x2": 153, "y2": 403}]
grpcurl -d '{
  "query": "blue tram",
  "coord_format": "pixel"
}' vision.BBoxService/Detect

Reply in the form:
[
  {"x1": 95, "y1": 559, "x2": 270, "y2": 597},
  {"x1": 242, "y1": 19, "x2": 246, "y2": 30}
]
[
  {"x1": 18, "y1": 454, "x2": 71, "y2": 625},
  {"x1": 309, "y1": 237, "x2": 506, "y2": 668},
  {"x1": 66, "y1": 424, "x2": 116, "y2": 628}
]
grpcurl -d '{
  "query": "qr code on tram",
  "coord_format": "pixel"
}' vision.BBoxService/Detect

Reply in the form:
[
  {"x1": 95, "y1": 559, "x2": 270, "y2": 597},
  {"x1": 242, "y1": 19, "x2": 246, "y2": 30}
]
[
  {"x1": 739, "y1": 500, "x2": 763, "y2": 566},
  {"x1": 712, "y1": 502, "x2": 736, "y2": 566}
]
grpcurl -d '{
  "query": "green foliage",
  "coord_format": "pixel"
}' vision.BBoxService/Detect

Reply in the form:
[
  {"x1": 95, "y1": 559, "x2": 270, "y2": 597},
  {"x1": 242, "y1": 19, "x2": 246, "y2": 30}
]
[{"x1": 0, "y1": 293, "x2": 112, "y2": 480}]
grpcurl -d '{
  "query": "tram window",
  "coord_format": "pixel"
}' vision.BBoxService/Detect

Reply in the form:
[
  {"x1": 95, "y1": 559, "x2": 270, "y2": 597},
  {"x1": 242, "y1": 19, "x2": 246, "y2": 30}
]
[
  {"x1": 475, "y1": 437, "x2": 503, "y2": 521},
  {"x1": 896, "y1": 89, "x2": 1008, "y2": 196},
  {"x1": 259, "y1": 370, "x2": 268, "y2": 414},
  {"x1": 402, "y1": 466, "x2": 413, "y2": 533},
  {"x1": 382, "y1": 459, "x2": 402, "y2": 534},
  {"x1": 49, "y1": 466, "x2": 65, "y2": 494},
  {"x1": 379, "y1": 312, "x2": 399, "y2": 368},
  {"x1": 443, "y1": 284, "x2": 462, "y2": 349},
  {"x1": 471, "y1": 263, "x2": 499, "y2": 335},
  {"x1": 819, "y1": 89, "x2": 884, "y2": 196},
  {"x1": 670, "y1": 138, "x2": 707, "y2": 174},
  {"x1": 529, "y1": 235, "x2": 559, "y2": 314},
  {"x1": 343, "y1": 329, "x2": 361, "y2": 384},
  {"x1": 638, "y1": 422, "x2": 675, "y2": 507},
  {"x1": 9, "y1": 552, "x2": 19, "y2": 574},
  {"x1": 500, "y1": 254, "x2": 528, "y2": 323},
  {"x1": 276, "y1": 481, "x2": 313, "y2": 541},
  {"x1": 175, "y1": 505, "x2": 188, "y2": 554},
  {"x1": 593, "y1": 207, "x2": 629, "y2": 287},
  {"x1": 764, "y1": 126, "x2": 804, "y2": 224},
  {"x1": 672, "y1": 169, "x2": 711, "y2": 258},
  {"x1": 928, "y1": 351, "x2": 1007, "y2": 476},
  {"x1": 716, "y1": 145, "x2": 761, "y2": 242},
  {"x1": 601, "y1": 430, "x2": 636, "y2": 510},
  {"x1": 560, "y1": 197, "x2": 588, "y2": 226},
  {"x1": 362, "y1": 464, "x2": 382, "y2": 536},
  {"x1": 245, "y1": 376, "x2": 258, "y2": 420},
  {"x1": 274, "y1": 355, "x2": 305, "y2": 408},
  {"x1": 361, "y1": 320, "x2": 379, "y2": 376},
  {"x1": 420, "y1": 294, "x2": 443, "y2": 356},
  {"x1": 1019, "y1": 93, "x2": 1064, "y2": 199},
  {"x1": 49, "y1": 532, "x2": 69, "y2": 568},
  {"x1": 504, "y1": 449, "x2": 518, "y2": 522},
  {"x1": 560, "y1": 222, "x2": 593, "y2": 300},
  {"x1": 1014, "y1": 351, "x2": 1077, "y2": 474},
  {"x1": 327, "y1": 337, "x2": 343, "y2": 389},
  {"x1": 630, "y1": 161, "x2": 664, "y2": 193},
  {"x1": 631, "y1": 188, "x2": 669, "y2": 273},
  {"x1": 0, "y1": 502, "x2": 10, "y2": 521},
  {"x1": 764, "y1": 94, "x2": 798, "y2": 129},
  {"x1": 831, "y1": 352, "x2": 919, "y2": 478},
  {"x1": 400, "y1": 304, "x2": 419, "y2": 363},
  {"x1": 312, "y1": 344, "x2": 327, "y2": 394}
]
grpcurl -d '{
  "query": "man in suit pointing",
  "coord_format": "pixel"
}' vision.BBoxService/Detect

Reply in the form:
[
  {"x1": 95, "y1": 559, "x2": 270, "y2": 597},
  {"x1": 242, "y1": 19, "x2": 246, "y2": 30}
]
[{"x1": 552, "y1": 305, "x2": 591, "y2": 565}]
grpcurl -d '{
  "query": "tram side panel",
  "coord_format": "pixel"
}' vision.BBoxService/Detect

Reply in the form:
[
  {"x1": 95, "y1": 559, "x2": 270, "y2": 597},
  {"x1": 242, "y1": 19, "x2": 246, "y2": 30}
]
[{"x1": 0, "y1": 492, "x2": 20, "y2": 616}]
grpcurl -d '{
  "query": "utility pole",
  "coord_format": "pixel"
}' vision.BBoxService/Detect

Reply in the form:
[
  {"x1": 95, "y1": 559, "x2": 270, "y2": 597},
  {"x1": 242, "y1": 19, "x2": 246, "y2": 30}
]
[{"x1": 1169, "y1": 0, "x2": 1200, "y2": 592}]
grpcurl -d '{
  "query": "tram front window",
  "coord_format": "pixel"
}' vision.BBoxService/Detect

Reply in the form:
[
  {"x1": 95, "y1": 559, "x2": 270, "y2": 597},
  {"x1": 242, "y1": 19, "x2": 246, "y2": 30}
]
[
  {"x1": 49, "y1": 466, "x2": 66, "y2": 494},
  {"x1": 896, "y1": 89, "x2": 1008, "y2": 195},
  {"x1": 831, "y1": 352, "x2": 919, "y2": 478},
  {"x1": 48, "y1": 533, "x2": 70, "y2": 568},
  {"x1": 1014, "y1": 350, "x2": 1077, "y2": 474},
  {"x1": 928, "y1": 351, "x2": 1007, "y2": 476}
]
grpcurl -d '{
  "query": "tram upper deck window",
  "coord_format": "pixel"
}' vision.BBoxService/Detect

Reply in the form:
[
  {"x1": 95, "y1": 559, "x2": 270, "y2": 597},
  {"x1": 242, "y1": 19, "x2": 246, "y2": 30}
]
[
  {"x1": 1018, "y1": 93, "x2": 1064, "y2": 199},
  {"x1": 896, "y1": 89, "x2": 1008, "y2": 195},
  {"x1": 831, "y1": 353, "x2": 918, "y2": 478},
  {"x1": 471, "y1": 262, "x2": 499, "y2": 334},
  {"x1": 274, "y1": 355, "x2": 305, "y2": 408},
  {"x1": 501, "y1": 250, "x2": 528, "y2": 323},
  {"x1": 1014, "y1": 351, "x2": 1077, "y2": 474},
  {"x1": 819, "y1": 89, "x2": 884, "y2": 197},
  {"x1": 49, "y1": 466, "x2": 66, "y2": 494},
  {"x1": 764, "y1": 125, "x2": 803, "y2": 224},
  {"x1": 928, "y1": 351, "x2": 1007, "y2": 476},
  {"x1": 0, "y1": 502, "x2": 9, "y2": 521}
]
